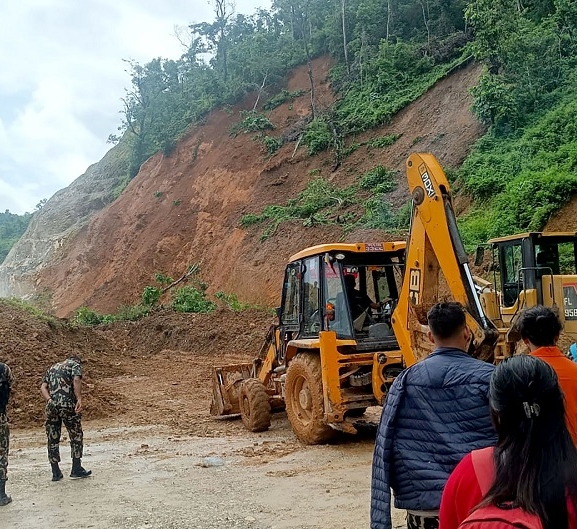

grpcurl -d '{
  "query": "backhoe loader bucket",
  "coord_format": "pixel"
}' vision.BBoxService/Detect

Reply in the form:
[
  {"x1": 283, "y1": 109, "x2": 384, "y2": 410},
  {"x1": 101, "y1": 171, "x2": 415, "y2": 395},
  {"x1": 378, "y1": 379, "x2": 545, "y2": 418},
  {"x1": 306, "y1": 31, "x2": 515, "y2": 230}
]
[{"x1": 210, "y1": 363, "x2": 253, "y2": 416}]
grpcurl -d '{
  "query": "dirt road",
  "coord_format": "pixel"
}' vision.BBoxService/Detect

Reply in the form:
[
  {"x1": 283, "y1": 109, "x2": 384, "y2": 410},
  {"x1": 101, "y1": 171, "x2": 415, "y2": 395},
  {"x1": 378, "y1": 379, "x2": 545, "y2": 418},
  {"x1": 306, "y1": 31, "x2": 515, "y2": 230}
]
[{"x1": 3, "y1": 417, "x2": 405, "y2": 529}]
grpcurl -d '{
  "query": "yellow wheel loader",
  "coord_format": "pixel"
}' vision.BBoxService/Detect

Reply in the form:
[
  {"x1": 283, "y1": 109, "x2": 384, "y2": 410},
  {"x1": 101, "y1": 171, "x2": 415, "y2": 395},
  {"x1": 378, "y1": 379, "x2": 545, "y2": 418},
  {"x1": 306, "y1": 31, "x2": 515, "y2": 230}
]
[
  {"x1": 211, "y1": 152, "x2": 577, "y2": 444},
  {"x1": 211, "y1": 241, "x2": 407, "y2": 443}
]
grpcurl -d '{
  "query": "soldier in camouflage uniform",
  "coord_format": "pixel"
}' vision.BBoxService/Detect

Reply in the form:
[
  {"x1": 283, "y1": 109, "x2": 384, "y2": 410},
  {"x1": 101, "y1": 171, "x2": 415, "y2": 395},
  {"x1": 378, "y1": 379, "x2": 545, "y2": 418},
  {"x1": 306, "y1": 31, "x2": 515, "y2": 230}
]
[
  {"x1": 40, "y1": 355, "x2": 91, "y2": 480},
  {"x1": 0, "y1": 361, "x2": 13, "y2": 506}
]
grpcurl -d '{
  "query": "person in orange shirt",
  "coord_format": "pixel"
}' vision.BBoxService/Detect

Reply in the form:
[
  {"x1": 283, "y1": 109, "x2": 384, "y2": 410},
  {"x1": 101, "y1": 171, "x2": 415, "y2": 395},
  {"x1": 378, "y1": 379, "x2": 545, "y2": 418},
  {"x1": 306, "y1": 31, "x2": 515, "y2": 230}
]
[{"x1": 518, "y1": 305, "x2": 577, "y2": 446}]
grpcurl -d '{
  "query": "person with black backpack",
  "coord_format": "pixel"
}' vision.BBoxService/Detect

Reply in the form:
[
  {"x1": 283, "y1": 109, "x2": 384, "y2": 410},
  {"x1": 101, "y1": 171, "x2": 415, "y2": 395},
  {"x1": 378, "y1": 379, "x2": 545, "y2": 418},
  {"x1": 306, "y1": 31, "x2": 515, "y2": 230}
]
[
  {"x1": 0, "y1": 361, "x2": 13, "y2": 506},
  {"x1": 439, "y1": 355, "x2": 577, "y2": 529}
]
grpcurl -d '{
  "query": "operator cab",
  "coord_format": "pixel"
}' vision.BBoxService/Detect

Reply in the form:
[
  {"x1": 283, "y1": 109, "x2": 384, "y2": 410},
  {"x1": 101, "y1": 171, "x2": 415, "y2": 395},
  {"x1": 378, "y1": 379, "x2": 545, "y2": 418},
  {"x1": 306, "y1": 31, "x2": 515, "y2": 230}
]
[
  {"x1": 488, "y1": 232, "x2": 577, "y2": 327},
  {"x1": 278, "y1": 242, "x2": 405, "y2": 352}
]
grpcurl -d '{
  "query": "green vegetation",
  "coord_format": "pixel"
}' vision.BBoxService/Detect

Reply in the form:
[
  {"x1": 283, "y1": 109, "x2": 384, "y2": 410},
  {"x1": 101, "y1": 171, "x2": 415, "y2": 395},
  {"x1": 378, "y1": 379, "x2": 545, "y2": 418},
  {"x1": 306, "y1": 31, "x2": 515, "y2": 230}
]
[
  {"x1": 241, "y1": 165, "x2": 407, "y2": 240},
  {"x1": 229, "y1": 110, "x2": 275, "y2": 137},
  {"x1": 2, "y1": 298, "x2": 59, "y2": 324},
  {"x1": 72, "y1": 268, "x2": 264, "y2": 326},
  {"x1": 109, "y1": 0, "x2": 470, "y2": 181},
  {"x1": 106, "y1": 0, "x2": 577, "y2": 247},
  {"x1": 263, "y1": 89, "x2": 304, "y2": 111},
  {"x1": 172, "y1": 285, "x2": 216, "y2": 313},
  {"x1": 459, "y1": 98, "x2": 577, "y2": 247},
  {"x1": 258, "y1": 134, "x2": 283, "y2": 156},
  {"x1": 360, "y1": 166, "x2": 397, "y2": 194},
  {"x1": 453, "y1": 0, "x2": 577, "y2": 247},
  {"x1": 241, "y1": 177, "x2": 357, "y2": 240},
  {"x1": 367, "y1": 134, "x2": 403, "y2": 150},
  {"x1": 0, "y1": 210, "x2": 32, "y2": 263},
  {"x1": 302, "y1": 119, "x2": 334, "y2": 155}
]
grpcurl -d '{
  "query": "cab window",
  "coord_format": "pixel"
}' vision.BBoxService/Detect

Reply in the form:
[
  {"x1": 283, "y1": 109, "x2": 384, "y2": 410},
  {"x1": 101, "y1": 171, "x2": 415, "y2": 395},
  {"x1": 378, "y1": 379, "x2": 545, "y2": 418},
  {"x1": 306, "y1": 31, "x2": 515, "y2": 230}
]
[
  {"x1": 500, "y1": 243, "x2": 523, "y2": 307},
  {"x1": 281, "y1": 263, "x2": 300, "y2": 326},
  {"x1": 323, "y1": 259, "x2": 353, "y2": 339},
  {"x1": 302, "y1": 257, "x2": 321, "y2": 335}
]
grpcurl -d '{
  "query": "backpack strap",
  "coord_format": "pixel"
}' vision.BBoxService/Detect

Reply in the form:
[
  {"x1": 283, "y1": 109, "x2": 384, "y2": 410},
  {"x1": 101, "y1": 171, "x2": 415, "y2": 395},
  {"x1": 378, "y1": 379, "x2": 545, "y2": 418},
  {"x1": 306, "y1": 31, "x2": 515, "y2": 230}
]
[{"x1": 471, "y1": 446, "x2": 496, "y2": 496}]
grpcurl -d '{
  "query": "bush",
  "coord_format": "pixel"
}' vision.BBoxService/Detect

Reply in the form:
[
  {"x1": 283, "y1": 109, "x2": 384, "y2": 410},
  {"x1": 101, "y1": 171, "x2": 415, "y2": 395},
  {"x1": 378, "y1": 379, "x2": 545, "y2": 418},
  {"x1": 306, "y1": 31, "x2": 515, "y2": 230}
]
[
  {"x1": 240, "y1": 177, "x2": 356, "y2": 240},
  {"x1": 171, "y1": 285, "x2": 216, "y2": 313},
  {"x1": 73, "y1": 307, "x2": 106, "y2": 326},
  {"x1": 263, "y1": 89, "x2": 304, "y2": 110},
  {"x1": 260, "y1": 135, "x2": 283, "y2": 155},
  {"x1": 229, "y1": 111, "x2": 274, "y2": 137},
  {"x1": 142, "y1": 286, "x2": 162, "y2": 306},
  {"x1": 360, "y1": 166, "x2": 398, "y2": 193},
  {"x1": 367, "y1": 134, "x2": 403, "y2": 149},
  {"x1": 215, "y1": 291, "x2": 247, "y2": 311},
  {"x1": 459, "y1": 91, "x2": 577, "y2": 248},
  {"x1": 302, "y1": 119, "x2": 333, "y2": 155},
  {"x1": 359, "y1": 199, "x2": 411, "y2": 231}
]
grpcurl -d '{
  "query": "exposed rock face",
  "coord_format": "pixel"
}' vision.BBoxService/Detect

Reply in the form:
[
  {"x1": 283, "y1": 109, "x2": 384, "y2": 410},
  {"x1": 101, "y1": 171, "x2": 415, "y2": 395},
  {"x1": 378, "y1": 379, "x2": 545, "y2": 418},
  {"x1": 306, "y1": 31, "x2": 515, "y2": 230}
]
[{"x1": 0, "y1": 143, "x2": 129, "y2": 299}]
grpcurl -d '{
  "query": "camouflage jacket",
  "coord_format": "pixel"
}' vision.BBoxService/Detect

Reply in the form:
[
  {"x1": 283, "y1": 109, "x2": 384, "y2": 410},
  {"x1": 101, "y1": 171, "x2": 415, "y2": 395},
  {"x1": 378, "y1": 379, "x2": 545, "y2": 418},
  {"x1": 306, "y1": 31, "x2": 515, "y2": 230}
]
[
  {"x1": 0, "y1": 363, "x2": 13, "y2": 415},
  {"x1": 42, "y1": 358, "x2": 82, "y2": 408}
]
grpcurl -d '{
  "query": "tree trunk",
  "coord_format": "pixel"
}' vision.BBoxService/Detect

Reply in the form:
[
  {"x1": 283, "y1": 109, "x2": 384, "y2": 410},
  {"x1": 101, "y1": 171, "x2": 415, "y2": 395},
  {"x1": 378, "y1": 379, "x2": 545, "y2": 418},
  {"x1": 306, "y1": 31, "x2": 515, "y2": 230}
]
[
  {"x1": 386, "y1": 0, "x2": 392, "y2": 43},
  {"x1": 341, "y1": 0, "x2": 350, "y2": 73},
  {"x1": 419, "y1": 0, "x2": 431, "y2": 51},
  {"x1": 252, "y1": 72, "x2": 269, "y2": 111},
  {"x1": 305, "y1": 44, "x2": 317, "y2": 118}
]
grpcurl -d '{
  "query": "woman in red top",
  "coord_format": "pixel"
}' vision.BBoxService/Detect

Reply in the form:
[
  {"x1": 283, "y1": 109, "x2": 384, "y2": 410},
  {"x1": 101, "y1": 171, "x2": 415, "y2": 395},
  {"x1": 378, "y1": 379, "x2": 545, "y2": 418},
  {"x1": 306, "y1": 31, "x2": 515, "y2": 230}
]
[{"x1": 439, "y1": 355, "x2": 577, "y2": 529}]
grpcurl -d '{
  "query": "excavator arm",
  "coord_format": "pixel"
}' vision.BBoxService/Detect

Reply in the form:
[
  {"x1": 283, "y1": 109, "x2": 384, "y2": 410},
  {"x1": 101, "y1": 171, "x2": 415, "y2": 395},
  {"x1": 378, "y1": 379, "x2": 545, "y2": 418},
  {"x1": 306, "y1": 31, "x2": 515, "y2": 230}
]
[{"x1": 391, "y1": 153, "x2": 499, "y2": 366}]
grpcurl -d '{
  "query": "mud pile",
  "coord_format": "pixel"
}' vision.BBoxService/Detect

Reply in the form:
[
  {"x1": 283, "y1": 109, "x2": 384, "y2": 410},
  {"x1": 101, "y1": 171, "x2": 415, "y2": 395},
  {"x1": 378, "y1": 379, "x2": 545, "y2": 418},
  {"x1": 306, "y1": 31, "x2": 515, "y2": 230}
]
[{"x1": 0, "y1": 301, "x2": 274, "y2": 429}]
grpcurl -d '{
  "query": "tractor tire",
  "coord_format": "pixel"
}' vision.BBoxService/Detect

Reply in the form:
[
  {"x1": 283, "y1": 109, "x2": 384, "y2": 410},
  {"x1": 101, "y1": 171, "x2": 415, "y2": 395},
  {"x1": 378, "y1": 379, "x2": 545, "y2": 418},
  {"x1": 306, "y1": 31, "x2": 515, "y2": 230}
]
[
  {"x1": 285, "y1": 353, "x2": 335, "y2": 444},
  {"x1": 239, "y1": 378, "x2": 271, "y2": 432}
]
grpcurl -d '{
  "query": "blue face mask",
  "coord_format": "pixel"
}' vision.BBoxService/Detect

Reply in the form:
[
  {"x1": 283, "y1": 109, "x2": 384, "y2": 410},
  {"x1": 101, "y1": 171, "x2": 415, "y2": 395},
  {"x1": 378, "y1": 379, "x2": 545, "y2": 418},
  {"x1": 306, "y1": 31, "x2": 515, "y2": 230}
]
[{"x1": 570, "y1": 343, "x2": 577, "y2": 363}]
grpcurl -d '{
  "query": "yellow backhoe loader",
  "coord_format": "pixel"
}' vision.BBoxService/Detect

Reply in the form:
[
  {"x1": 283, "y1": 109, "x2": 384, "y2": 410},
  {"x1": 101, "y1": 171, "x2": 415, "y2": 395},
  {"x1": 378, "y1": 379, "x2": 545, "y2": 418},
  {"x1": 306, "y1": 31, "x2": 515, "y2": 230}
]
[{"x1": 210, "y1": 152, "x2": 577, "y2": 444}]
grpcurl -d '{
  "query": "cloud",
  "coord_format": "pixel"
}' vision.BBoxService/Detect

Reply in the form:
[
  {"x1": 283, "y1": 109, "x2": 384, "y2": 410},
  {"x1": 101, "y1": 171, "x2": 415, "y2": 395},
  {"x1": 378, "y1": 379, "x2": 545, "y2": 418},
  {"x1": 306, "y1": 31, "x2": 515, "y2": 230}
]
[{"x1": 0, "y1": 0, "x2": 270, "y2": 214}]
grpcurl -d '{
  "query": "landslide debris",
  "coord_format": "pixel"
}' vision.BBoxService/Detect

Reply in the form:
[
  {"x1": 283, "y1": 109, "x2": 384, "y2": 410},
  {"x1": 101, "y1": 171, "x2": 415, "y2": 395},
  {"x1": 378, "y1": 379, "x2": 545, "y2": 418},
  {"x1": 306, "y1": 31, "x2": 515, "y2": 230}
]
[{"x1": 0, "y1": 300, "x2": 274, "y2": 429}]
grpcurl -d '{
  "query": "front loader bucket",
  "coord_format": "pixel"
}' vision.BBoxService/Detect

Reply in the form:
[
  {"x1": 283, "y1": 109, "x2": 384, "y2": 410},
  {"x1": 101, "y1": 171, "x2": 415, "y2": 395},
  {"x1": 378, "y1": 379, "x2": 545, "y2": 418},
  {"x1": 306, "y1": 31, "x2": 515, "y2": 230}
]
[{"x1": 210, "y1": 363, "x2": 253, "y2": 416}]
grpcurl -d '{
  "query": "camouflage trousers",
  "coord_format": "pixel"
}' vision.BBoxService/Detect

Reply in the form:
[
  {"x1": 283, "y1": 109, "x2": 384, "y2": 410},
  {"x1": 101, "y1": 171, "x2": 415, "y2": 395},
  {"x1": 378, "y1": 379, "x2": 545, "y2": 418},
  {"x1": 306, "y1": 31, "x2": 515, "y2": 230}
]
[
  {"x1": 406, "y1": 513, "x2": 439, "y2": 529},
  {"x1": 0, "y1": 413, "x2": 8, "y2": 480},
  {"x1": 45, "y1": 401, "x2": 83, "y2": 463}
]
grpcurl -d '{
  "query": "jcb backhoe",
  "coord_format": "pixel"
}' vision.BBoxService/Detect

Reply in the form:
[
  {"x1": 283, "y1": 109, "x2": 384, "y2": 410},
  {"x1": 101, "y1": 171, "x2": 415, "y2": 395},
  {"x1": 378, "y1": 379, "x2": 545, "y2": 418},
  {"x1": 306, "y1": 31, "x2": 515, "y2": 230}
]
[{"x1": 210, "y1": 152, "x2": 577, "y2": 444}]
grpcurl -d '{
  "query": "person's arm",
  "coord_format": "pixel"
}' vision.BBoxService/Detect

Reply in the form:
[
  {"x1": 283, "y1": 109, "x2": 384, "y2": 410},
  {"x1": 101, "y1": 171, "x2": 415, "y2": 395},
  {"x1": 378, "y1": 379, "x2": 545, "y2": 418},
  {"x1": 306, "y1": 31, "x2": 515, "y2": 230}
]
[
  {"x1": 73, "y1": 376, "x2": 82, "y2": 413},
  {"x1": 40, "y1": 381, "x2": 51, "y2": 402},
  {"x1": 370, "y1": 376, "x2": 405, "y2": 529}
]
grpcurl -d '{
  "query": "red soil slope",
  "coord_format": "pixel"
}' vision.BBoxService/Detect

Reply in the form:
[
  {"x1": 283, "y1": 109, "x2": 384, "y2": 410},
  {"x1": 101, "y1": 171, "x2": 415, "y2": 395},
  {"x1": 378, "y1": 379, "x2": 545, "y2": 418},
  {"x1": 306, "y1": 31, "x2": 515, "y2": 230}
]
[{"x1": 39, "y1": 58, "x2": 484, "y2": 317}]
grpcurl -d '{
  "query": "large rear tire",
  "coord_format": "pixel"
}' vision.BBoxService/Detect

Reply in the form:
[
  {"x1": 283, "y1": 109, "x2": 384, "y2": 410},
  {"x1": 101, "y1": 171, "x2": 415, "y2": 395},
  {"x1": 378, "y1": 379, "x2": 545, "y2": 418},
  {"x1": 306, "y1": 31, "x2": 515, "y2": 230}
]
[
  {"x1": 239, "y1": 378, "x2": 271, "y2": 432},
  {"x1": 285, "y1": 353, "x2": 335, "y2": 444}
]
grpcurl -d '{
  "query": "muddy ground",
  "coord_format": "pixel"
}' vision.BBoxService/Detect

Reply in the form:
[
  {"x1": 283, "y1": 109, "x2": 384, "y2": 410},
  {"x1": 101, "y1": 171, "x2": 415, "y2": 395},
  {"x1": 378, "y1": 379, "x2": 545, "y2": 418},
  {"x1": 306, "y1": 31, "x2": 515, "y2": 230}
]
[
  {"x1": 0, "y1": 301, "x2": 405, "y2": 528},
  {"x1": 4, "y1": 419, "x2": 405, "y2": 529}
]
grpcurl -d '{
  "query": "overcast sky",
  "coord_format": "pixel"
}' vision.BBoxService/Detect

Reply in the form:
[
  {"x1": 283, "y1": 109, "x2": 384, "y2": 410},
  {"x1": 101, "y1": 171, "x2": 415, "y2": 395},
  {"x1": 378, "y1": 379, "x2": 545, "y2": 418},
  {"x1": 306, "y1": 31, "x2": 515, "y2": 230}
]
[{"x1": 0, "y1": 0, "x2": 270, "y2": 215}]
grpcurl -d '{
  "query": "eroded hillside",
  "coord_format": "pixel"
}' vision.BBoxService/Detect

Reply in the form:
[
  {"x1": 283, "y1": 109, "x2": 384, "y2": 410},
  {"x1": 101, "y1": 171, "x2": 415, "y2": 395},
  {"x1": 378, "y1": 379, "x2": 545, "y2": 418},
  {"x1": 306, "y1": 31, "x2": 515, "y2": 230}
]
[{"x1": 13, "y1": 58, "x2": 484, "y2": 316}]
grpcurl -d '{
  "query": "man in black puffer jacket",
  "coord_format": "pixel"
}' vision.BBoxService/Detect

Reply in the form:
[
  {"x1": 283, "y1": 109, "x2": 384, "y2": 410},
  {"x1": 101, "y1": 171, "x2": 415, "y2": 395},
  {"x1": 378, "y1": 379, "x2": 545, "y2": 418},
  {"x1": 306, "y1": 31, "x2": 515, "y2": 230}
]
[{"x1": 371, "y1": 302, "x2": 497, "y2": 529}]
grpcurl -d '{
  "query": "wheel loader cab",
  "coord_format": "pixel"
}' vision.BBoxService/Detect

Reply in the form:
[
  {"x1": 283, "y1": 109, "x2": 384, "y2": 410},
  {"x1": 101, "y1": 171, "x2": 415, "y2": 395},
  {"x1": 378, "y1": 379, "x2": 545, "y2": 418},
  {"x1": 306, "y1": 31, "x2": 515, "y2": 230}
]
[
  {"x1": 488, "y1": 232, "x2": 577, "y2": 340},
  {"x1": 278, "y1": 243, "x2": 405, "y2": 350}
]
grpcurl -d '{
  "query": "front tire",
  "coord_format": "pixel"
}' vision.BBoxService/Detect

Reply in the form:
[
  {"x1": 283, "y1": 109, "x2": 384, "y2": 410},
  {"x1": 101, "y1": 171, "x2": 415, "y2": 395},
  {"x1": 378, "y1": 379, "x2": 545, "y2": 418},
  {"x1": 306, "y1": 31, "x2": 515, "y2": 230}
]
[
  {"x1": 239, "y1": 378, "x2": 271, "y2": 432},
  {"x1": 285, "y1": 353, "x2": 335, "y2": 444}
]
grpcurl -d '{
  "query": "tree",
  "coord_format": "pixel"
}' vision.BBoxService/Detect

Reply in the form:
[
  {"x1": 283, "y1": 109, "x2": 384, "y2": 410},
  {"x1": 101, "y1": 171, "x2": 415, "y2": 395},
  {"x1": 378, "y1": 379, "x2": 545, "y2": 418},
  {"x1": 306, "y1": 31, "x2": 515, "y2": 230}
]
[{"x1": 213, "y1": 0, "x2": 235, "y2": 81}]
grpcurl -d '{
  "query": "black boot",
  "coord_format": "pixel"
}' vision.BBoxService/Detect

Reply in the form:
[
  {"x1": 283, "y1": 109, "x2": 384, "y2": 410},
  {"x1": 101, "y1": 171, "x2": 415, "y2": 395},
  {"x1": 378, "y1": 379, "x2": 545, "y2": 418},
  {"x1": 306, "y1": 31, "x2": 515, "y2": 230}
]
[
  {"x1": 51, "y1": 462, "x2": 63, "y2": 482},
  {"x1": 0, "y1": 479, "x2": 11, "y2": 506},
  {"x1": 70, "y1": 458, "x2": 91, "y2": 479}
]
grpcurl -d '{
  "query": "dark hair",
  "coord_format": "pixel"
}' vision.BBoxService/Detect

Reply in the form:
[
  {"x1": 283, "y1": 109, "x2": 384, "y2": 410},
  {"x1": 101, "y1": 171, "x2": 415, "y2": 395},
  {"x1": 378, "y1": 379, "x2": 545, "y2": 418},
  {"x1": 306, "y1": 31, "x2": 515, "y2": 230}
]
[
  {"x1": 426, "y1": 301, "x2": 466, "y2": 339},
  {"x1": 484, "y1": 355, "x2": 577, "y2": 529},
  {"x1": 68, "y1": 354, "x2": 82, "y2": 363},
  {"x1": 517, "y1": 305, "x2": 562, "y2": 347},
  {"x1": 344, "y1": 274, "x2": 356, "y2": 290}
]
